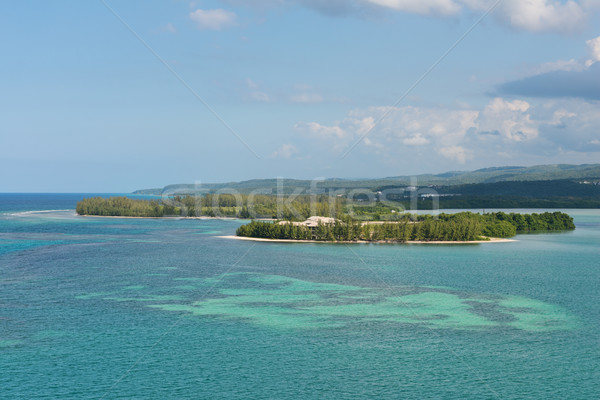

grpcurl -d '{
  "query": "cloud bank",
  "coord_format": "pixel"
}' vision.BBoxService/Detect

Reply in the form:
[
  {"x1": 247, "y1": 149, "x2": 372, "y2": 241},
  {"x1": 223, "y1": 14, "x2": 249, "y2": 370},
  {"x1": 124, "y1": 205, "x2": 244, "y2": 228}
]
[
  {"x1": 498, "y1": 36, "x2": 600, "y2": 101},
  {"x1": 224, "y1": 0, "x2": 593, "y2": 33},
  {"x1": 294, "y1": 97, "x2": 600, "y2": 165}
]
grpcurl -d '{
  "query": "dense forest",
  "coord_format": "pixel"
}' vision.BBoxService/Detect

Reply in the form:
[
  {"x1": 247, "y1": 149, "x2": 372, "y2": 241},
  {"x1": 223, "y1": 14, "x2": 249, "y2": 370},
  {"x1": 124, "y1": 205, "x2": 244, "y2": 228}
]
[
  {"x1": 377, "y1": 179, "x2": 600, "y2": 209},
  {"x1": 76, "y1": 195, "x2": 343, "y2": 219},
  {"x1": 76, "y1": 196, "x2": 575, "y2": 242},
  {"x1": 133, "y1": 164, "x2": 600, "y2": 195},
  {"x1": 236, "y1": 212, "x2": 575, "y2": 242},
  {"x1": 76, "y1": 197, "x2": 181, "y2": 217},
  {"x1": 377, "y1": 196, "x2": 600, "y2": 210}
]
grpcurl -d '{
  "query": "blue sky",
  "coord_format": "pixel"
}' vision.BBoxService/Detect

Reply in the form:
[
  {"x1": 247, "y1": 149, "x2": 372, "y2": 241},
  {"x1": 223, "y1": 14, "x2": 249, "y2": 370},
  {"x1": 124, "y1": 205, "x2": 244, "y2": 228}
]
[{"x1": 1, "y1": 0, "x2": 599, "y2": 192}]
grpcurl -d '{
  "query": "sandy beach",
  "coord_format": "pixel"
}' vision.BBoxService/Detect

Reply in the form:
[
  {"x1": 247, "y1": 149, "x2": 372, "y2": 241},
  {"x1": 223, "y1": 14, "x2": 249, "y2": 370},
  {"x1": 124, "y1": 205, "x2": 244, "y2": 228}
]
[{"x1": 218, "y1": 235, "x2": 516, "y2": 244}]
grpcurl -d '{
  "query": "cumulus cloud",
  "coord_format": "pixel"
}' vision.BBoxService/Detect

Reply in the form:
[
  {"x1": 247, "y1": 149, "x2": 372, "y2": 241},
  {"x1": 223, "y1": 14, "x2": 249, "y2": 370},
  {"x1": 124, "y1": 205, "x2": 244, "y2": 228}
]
[
  {"x1": 450, "y1": 1, "x2": 586, "y2": 33},
  {"x1": 499, "y1": 62, "x2": 600, "y2": 101},
  {"x1": 296, "y1": 99, "x2": 548, "y2": 153},
  {"x1": 587, "y1": 36, "x2": 600, "y2": 64},
  {"x1": 367, "y1": 0, "x2": 461, "y2": 16},
  {"x1": 295, "y1": 121, "x2": 347, "y2": 139},
  {"x1": 535, "y1": 100, "x2": 600, "y2": 152},
  {"x1": 438, "y1": 145, "x2": 470, "y2": 163},
  {"x1": 223, "y1": 0, "x2": 593, "y2": 33},
  {"x1": 318, "y1": 106, "x2": 473, "y2": 152},
  {"x1": 272, "y1": 143, "x2": 298, "y2": 159},
  {"x1": 537, "y1": 59, "x2": 585, "y2": 74},
  {"x1": 224, "y1": 0, "x2": 375, "y2": 16},
  {"x1": 498, "y1": 36, "x2": 600, "y2": 101},
  {"x1": 295, "y1": 104, "x2": 480, "y2": 159},
  {"x1": 190, "y1": 9, "x2": 237, "y2": 30},
  {"x1": 293, "y1": 97, "x2": 600, "y2": 167},
  {"x1": 534, "y1": 35, "x2": 600, "y2": 73},
  {"x1": 403, "y1": 133, "x2": 430, "y2": 146},
  {"x1": 477, "y1": 98, "x2": 538, "y2": 142},
  {"x1": 550, "y1": 109, "x2": 577, "y2": 127},
  {"x1": 496, "y1": 0, "x2": 585, "y2": 33}
]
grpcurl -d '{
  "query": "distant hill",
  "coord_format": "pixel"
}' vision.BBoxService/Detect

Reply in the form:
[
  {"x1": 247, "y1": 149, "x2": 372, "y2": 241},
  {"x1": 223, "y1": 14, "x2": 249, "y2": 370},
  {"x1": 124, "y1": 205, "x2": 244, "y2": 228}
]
[
  {"x1": 415, "y1": 164, "x2": 600, "y2": 185},
  {"x1": 134, "y1": 164, "x2": 600, "y2": 195},
  {"x1": 438, "y1": 179, "x2": 600, "y2": 198}
]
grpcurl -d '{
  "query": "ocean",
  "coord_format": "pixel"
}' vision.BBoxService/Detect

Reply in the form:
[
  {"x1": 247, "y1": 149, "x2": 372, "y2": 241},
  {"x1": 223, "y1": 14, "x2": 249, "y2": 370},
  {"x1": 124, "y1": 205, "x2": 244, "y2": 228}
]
[{"x1": 1, "y1": 194, "x2": 599, "y2": 399}]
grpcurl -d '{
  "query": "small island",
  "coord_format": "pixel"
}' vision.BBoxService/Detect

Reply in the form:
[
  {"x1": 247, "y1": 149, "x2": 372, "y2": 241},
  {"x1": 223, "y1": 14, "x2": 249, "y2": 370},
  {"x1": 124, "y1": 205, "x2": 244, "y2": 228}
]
[
  {"x1": 75, "y1": 196, "x2": 575, "y2": 243},
  {"x1": 235, "y1": 212, "x2": 575, "y2": 243}
]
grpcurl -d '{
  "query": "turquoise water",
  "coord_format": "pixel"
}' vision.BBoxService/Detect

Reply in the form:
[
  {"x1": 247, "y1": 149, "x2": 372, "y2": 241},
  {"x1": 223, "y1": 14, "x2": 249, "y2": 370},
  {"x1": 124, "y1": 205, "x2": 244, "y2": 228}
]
[{"x1": 1, "y1": 195, "x2": 599, "y2": 399}]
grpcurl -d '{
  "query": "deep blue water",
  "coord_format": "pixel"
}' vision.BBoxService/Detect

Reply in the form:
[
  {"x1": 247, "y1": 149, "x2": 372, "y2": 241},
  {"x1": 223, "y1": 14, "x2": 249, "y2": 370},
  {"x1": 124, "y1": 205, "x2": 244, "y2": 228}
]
[{"x1": 1, "y1": 194, "x2": 599, "y2": 399}]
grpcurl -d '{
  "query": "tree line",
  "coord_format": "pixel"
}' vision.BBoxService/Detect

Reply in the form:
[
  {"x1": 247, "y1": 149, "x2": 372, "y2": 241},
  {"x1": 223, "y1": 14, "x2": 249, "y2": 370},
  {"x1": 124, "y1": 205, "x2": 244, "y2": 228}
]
[
  {"x1": 76, "y1": 197, "x2": 180, "y2": 217},
  {"x1": 236, "y1": 212, "x2": 575, "y2": 242},
  {"x1": 76, "y1": 195, "x2": 344, "y2": 219}
]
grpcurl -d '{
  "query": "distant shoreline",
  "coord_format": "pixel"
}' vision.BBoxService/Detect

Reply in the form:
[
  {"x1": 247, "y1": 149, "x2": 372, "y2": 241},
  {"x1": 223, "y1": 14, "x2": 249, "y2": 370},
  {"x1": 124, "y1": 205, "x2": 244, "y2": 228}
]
[
  {"x1": 78, "y1": 214, "x2": 264, "y2": 221},
  {"x1": 218, "y1": 235, "x2": 516, "y2": 245}
]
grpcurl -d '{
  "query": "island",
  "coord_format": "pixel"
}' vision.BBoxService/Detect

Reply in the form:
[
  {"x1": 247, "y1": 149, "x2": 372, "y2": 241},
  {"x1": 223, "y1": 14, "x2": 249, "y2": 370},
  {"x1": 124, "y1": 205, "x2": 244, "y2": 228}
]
[
  {"x1": 234, "y1": 212, "x2": 575, "y2": 243},
  {"x1": 75, "y1": 196, "x2": 575, "y2": 243}
]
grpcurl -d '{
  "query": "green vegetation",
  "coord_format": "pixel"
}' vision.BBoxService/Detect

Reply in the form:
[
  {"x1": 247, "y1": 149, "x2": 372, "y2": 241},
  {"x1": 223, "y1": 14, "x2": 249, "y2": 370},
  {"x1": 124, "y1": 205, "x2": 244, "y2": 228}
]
[
  {"x1": 76, "y1": 197, "x2": 180, "y2": 217},
  {"x1": 132, "y1": 165, "x2": 600, "y2": 210},
  {"x1": 76, "y1": 196, "x2": 575, "y2": 242},
  {"x1": 378, "y1": 179, "x2": 600, "y2": 209},
  {"x1": 77, "y1": 195, "x2": 343, "y2": 219},
  {"x1": 134, "y1": 164, "x2": 600, "y2": 195},
  {"x1": 171, "y1": 194, "x2": 342, "y2": 219},
  {"x1": 236, "y1": 212, "x2": 575, "y2": 242}
]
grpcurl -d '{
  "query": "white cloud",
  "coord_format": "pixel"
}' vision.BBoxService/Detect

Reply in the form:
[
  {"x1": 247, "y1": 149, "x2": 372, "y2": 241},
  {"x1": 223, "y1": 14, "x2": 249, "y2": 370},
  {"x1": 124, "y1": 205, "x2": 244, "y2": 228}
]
[
  {"x1": 295, "y1": 121, "x2": 347, "y2": 139},
  {"x1": 233, "y1": 0, "x2": 595, "y2": 33},
  {"x1": 293, "y1": 98, "x2": 600, "y2": 169},
  {"x1": 190, "y1": 9, "x2": 237, "y2": 30},
  {"x1": 225, "y1": 0, "x2": 594, "y2": 33},
  {"x1": 537, "y1": 59, "x2": 585, "y2": 73},
  {"x1": 303, "y1": 0, "x2": 591, "y2": 33},
  {"x1": 528, "y1": 36, "x2": 600, "y2": 74},
  {"x1": 348, "y1": 105, "x2": 479, "y2": 148},
  {"x1": 438, "y1": 145, "x2": 470, "y2": 163},
  {"x1": 478, "y1": 98, "x2": 538, "y2": 142},
  {"x1": 498, "y1": 0, "x2": 585, "y2": 33},
  {"x1": 297, "y1": 99, "x2": 544, "y2": 153},
  {"x1": 367, "y1": 0, "x2": 461, "y2": 16},
  {"x1": 354, "y1": 116, "x2": 376, "y2": 135},
  {"x1": 296, "y1": 104, "x2": 479, "y2": 157},
  {"x1": 272, "y1": 144, "x2": 297, "y2": 159},
  {"x1": 403, "y1": 133, "x2": 430, "y2": 146},
  {"x1": 586, "y1": 36, "x2": 600, "y2": 63},
  {"x1": 458, "y1": 0, "x2": 586, "y2": 33},
  {"x1": 500, "y1": 36, "x2": 600, "y2": 101},
  {"x1": 550, "y1": 109, "x2": 577, "y2": 126}
]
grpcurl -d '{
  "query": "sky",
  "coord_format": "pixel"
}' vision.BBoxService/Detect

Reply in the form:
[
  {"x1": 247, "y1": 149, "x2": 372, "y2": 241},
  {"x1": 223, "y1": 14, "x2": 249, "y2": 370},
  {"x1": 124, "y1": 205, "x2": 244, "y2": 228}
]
[{"x1": 1, "y1": 0, "x2": 600, "y2": 192}]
